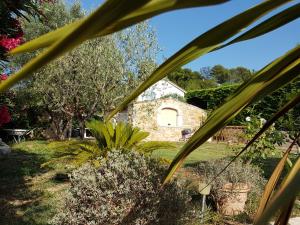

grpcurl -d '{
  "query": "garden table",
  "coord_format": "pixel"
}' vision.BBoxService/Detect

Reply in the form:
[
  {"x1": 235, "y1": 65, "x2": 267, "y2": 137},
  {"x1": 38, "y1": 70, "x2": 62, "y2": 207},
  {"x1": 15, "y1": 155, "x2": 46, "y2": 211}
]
[{"x1": 3, "y1": 129, "x2": 29, "y2": 143}]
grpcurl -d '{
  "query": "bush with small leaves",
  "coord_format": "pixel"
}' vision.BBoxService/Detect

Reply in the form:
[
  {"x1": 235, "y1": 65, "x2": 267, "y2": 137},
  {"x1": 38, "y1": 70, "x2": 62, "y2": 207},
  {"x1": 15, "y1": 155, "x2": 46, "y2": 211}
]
[
  {"x1": 51, "y1": 150, "x2": 195, "y2": 225},
  {"x1": 195, "y1": 158, "x2": 266, "y2": 217}
]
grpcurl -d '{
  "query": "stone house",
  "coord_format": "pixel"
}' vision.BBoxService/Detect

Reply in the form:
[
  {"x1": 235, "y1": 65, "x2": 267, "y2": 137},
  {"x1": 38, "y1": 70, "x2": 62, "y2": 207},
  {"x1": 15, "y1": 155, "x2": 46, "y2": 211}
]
[{"x1": 116, "y1": 79, "x2": 206, "y2": 141}]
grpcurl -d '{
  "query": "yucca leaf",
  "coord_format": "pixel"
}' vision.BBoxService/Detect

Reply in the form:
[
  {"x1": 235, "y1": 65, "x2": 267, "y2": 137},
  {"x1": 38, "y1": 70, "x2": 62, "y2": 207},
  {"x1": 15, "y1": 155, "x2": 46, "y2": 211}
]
[
  {"x1": 10, "y1": 0, "x2": 229, "y2": 55},
  {"x1": 217, "y1": 2, "x2": 300, "y2": 50},
  {"x1": 107, "y1": 0, "x2": 290, "y2": 120},
  {"x1": 274, "y1": 198, "x2": 296, "y2": 225},
  {"x1": 254, "y1": 157, "x2": 300, "y2": 225},
  {"x1": 163, "y1": 45, "x2": 300, "y2": 184},
  {"x1": 254, "y1": 133, "x2": 300, "y2": 222},
  {"x1": 198, "y1": 93, "x2": 300, "y2": 193},
  {"x1": 0, "y1": 0, "x2": 147, "y2": 93}
]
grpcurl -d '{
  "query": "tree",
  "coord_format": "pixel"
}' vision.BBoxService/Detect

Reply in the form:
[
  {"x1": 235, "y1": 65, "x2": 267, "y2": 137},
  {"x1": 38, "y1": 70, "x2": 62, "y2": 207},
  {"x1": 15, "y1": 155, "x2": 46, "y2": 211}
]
[
  {"x1": 208, "y1": 65, "x2": 253, "y2": 84},
  {"x1": 4, "y1": 1, "x2": 300, "y2": 222},
  {"x1": 210, "y1": 64, "x2": 231, "y2": 84},
  {"x1": 229, "y1": 66, "x2": 253, "y2": 83},
  {"x1": 15, "y1": 1, "x2": 159, "y2": 139},
  {"x1": 167, "y1": 67, "x2": 217, "y2": 91}
]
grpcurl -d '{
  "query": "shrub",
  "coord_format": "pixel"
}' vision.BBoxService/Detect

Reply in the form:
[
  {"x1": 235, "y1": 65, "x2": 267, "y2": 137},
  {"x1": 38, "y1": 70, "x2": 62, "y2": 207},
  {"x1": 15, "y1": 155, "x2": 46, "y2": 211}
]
[
  {"x1": 86, "y1": 120, "x2": 176, "y2": 157},
  {"x1": 242, "y1": 116, "x2": 285, "y2": 163},
  {"x1": 51, "y1": 150, "x2": 195, "y2": 225},
  {"x1": 186, "y1": 78, "x2": 300, "y2": 126},
  {"x1": 195, "y1": 158, "x2": 266, "y2": 216}
]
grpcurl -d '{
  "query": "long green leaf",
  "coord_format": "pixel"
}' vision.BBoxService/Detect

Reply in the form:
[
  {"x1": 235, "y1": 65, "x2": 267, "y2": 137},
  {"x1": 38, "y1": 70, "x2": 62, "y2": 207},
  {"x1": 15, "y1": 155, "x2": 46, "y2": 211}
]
[
  {"x1": 254, "y1": 157, "x2": 300, "y2": 225},
  {"x1": 254, "y1": 133, "x2": 300, "y2": 222},
  {"x1": 198, "y1": 93, "x2": 300, "y2": 193},
  {"x1": 163, "y1": 45, "x2": 300, "y2": 184},
  {"x1": 107, "y1": 0, "x2": 291, "y2": 120},
  {"x1": 0, "y1": 0, "x2": 147, "y2": 93},
  {"x1": 10, "y1": 0, "x2": 229, "y2": 55},
  {"x1": 217, "y1": 2, "x2": 300, "y2": 50}
]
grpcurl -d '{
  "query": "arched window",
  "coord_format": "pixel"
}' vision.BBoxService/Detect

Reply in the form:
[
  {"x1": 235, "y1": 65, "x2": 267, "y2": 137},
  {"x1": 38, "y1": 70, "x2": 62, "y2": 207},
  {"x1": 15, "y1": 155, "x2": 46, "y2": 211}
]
[{"x1": 158, "y1": 108, "x2": 178, "y2": 127}]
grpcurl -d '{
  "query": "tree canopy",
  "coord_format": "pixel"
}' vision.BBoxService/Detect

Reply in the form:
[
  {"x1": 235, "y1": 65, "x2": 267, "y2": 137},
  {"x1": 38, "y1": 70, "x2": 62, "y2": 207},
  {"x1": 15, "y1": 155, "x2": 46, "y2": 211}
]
[{"x1": 12, "y1": 0, "x2": 159, "y2": 140}]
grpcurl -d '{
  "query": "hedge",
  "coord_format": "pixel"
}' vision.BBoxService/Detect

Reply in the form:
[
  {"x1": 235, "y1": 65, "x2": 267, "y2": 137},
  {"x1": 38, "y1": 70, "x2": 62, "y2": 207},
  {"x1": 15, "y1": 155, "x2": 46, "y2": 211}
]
[{"x1": 186, "y1": 79, "x2": 300, "y2": 126}]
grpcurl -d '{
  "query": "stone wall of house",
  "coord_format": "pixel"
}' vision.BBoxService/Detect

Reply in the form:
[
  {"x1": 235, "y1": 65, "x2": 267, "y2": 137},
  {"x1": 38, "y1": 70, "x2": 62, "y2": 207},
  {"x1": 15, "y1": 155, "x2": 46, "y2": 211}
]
[{"x1": 131, "y1": 98, "x2": 206, "y2": 141}]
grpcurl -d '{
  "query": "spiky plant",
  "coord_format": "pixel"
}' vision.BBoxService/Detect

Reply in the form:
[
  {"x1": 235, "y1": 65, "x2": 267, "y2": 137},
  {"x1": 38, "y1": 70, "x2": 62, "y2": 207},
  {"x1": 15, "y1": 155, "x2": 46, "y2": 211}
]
[
  {"x1": 86, "y1": 119, "x2": 175, "y2": 157},
  {"x1": 42, "y1": 120, "x2": 175, "y2": 167}
]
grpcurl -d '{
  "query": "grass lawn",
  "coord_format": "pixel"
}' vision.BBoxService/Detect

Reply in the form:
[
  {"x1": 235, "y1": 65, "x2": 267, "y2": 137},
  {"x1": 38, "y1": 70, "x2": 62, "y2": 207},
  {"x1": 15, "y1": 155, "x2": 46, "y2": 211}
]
[
  {"x1": 151, "y1": 142, "x2": 234, "y2": 165},
  {"x1": 0, "y1": 140, "x2": 233, "y2": 225},
  {"x1": 0, "y1": 140, "x2": 77, "y2": 225},
  {"x1": 0, "y1": 140, "x2": 298, "y2": 224}
]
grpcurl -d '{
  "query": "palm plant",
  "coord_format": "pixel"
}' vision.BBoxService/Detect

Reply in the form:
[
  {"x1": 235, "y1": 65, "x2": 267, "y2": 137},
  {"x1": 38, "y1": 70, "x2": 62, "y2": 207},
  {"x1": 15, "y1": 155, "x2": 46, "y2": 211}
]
[
  {"x1": 42, "y1": 120, "x2": 175, "y2": 167},
  {"x1": 86, "y1": 119, "x2": 175, "y2": 156},
  {"x1": 1, "y1": 0, "x2": 300, "y2": 224}
]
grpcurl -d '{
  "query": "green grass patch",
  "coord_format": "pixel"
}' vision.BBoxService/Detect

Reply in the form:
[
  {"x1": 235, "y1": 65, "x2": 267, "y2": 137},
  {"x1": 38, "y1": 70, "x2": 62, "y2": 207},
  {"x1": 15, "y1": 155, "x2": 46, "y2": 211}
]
[
  {"x1": 151, "y1": 142, "x2": 234, "y2": 165},
  {"x1": 1, "y1": 140, "x2": 298, "y2": 224}
]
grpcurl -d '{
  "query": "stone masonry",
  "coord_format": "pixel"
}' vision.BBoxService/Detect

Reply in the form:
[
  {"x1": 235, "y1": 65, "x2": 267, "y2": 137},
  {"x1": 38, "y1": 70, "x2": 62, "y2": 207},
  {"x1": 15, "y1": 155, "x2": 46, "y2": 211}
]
[{"x1": 129, "y1": 98, "x2": 206, "y2": 141}]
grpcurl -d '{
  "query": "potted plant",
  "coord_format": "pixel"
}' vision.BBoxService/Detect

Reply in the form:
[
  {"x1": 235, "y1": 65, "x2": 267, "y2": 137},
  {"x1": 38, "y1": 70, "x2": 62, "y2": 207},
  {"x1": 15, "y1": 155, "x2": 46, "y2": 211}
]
[{"x1": 195, "y1": 158, "x2": 265, "y2": 216}]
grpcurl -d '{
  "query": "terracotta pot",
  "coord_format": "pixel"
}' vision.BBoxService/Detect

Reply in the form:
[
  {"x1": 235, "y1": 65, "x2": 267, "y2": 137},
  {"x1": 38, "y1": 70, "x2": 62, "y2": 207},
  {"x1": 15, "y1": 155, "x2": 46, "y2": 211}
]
[{"x1": 217, "y1": 182, "x2": 250, "y2": 216}]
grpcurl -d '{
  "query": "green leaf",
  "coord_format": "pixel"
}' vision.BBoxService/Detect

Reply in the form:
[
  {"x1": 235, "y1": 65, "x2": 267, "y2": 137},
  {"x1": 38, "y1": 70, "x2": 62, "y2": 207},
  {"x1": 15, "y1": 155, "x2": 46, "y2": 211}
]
[
  {"x1": 128, "y1": 130, "x2": 150, "y2": 148},
  {"x1": 254, "y1": 157, "x2": 300, "y2": 225},
  {"x1": 10, "y1": 0, "x2": 230, "y2": 55},
  {"x1": 0, "y1": 0, "x2": 147, "y2": 93},
  {"x1": 198, "y1": 105, "x2": 300, "y2": 193},
  {"x1": 254, "y1": 133, "x2": 300, "y2": 222},
  {"x1": 114, "y1": 122, "x2": 124, "y2": 149},
  {"x1": 107, "y1": 0, "x2": 290, "y2": 120},
  {"x1": 163, "y1": 45, "x2": 300, "y2": 184},
  {"x1": 216, "y1": 2, "x2": 300, "y2": 50}
]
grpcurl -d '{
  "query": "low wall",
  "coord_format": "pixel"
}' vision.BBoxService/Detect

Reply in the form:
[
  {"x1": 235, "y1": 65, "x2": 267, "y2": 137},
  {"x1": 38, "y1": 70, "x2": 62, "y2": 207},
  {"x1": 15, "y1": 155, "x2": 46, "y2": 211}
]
[{"x1": 213, "y1": 126, "x2": 246, "y2": 144}]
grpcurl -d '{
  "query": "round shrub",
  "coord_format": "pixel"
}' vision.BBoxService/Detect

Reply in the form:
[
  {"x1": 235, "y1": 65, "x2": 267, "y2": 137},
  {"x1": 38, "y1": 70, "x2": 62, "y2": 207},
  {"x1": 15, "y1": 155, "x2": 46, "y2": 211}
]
[
  {"x1": 51, "y1": 150, "x2": 194, "y2": 225},
  {"x1": 195, "y1": 158, "x2": 266, "y2": 217}
]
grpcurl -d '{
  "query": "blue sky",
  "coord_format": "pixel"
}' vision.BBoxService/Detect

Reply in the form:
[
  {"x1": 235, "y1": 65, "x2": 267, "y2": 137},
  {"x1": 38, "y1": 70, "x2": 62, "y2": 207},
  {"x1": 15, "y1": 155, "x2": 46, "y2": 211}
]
[{"x1": 79, "y1": 0, "x2": 299, "y2": 72}]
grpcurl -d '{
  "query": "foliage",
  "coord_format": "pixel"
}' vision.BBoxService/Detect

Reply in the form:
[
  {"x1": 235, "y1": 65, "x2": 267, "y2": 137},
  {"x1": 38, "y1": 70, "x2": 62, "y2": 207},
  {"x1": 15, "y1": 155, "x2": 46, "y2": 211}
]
[
  {"x1": 241, "y1": 116, "x2": 285, "y2": 163},
  {"x1": 0, "y1": 0, "x2": 52, "y2": 65},
  {"x1": 0, "y1": 105, "x2": 11, "y2": 127},
  {"x1": 13, "y1": 1, "x2": 159, "y2": 139},
  {"x1": 86, "y1": 119, "x2": 175, "y2": 157},
  {"x1": 186, "y1": 84, "x2": 239, "y2": 110},
  {"x1": 51, "y1": 150, "x2": 195, "y2": 225},
  {"x1": 2, "y1": 0, "x2": 300, "y2": 223},
  {"x1": 186, "y1": 78, "x2": 300, "y2": 126},
  {"x1": 209, "y1": 64, "x2": 253, "y2": 84},
  {"x1": 12, "y1": 1, "x2": 158, "y2": 139},
  {"x1": 167, "y1": 67, "x2": 217, "y2": 91},
  {"x1": 41, "y1": 120, "x2": 175, "y2": 167},
  {"x1": 196, "y1": 158, "x2": 266, "y2": 216},
  {"x1": 160, "y1": 93, "x2": 186, "y2": 102}
]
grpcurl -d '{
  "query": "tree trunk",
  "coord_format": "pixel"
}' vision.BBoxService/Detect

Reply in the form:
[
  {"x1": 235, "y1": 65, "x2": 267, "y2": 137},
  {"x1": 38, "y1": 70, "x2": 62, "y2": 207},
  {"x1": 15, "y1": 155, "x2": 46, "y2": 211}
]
[
  {"x1": 67, "y1": 118, "x2": 73, "y2": 140},
  {"x1": 79, "y1": 120, "x2": 85, "y2": 139}
]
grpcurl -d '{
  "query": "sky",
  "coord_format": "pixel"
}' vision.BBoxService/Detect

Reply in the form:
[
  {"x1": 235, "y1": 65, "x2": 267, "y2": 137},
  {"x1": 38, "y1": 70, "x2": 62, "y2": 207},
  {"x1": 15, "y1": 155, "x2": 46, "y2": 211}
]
[{"x1": 79, "y1": 0, "x2": 299, "y2": 72}]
